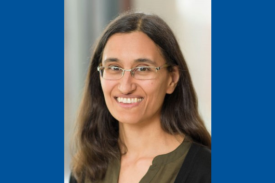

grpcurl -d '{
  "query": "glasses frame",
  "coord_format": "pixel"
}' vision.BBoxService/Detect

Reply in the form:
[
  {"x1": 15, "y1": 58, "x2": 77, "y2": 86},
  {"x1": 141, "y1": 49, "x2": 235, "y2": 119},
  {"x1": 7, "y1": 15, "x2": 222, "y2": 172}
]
[{"x1": 97, "y1": 63, "x2": 169, "y2": 80}]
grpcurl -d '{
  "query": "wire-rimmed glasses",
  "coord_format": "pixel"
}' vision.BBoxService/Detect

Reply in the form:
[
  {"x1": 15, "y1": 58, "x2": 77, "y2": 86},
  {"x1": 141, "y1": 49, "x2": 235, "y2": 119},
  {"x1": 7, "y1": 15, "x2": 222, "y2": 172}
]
[{"x1": 97, "y1": 64, "x2": 169, "y2": 80}]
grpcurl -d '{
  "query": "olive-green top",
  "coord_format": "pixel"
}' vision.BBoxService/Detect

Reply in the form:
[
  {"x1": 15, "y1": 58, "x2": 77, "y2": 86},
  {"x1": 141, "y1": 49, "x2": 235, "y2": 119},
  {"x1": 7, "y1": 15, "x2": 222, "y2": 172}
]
[{"x1": 94, "y1": 138, "x2": 192, "y2": 183}]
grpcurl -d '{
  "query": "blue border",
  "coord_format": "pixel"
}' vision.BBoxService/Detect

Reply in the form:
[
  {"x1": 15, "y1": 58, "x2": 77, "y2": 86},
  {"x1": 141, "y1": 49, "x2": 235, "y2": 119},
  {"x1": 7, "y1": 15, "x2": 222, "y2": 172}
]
[
  {"x1": 212, "y1": 0, "x2": 275, "y2": 182},
  {"x1": 1, "y1": 0, "x2": 275, "y2": 182},
  {"x1": 0, "y1": 1, "x2": 64, "y2": 182}
]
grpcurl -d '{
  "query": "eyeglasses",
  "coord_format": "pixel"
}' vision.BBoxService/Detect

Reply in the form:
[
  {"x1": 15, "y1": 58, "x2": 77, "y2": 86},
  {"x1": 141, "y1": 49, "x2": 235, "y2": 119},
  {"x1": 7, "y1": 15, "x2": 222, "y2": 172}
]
[{"x1": 97, "y1": 64, "x2": 169, "y2": 80}]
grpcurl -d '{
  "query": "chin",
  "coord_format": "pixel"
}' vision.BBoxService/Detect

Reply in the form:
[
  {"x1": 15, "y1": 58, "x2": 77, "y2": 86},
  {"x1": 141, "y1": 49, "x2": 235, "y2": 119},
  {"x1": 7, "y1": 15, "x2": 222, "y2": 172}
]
[
  {"x1": 115, "y1": 116, "x2": 142, "y2": 125},
  {"x1": 108, "y1": 107, "x2": 143, "y2": 123}
]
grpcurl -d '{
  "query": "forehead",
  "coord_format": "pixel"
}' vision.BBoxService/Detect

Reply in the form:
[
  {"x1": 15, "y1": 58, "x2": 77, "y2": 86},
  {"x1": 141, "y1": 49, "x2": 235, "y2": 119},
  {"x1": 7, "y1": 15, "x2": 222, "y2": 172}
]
[{"x1": 102, "y1": 31, "x2": 165, "y2": 66}]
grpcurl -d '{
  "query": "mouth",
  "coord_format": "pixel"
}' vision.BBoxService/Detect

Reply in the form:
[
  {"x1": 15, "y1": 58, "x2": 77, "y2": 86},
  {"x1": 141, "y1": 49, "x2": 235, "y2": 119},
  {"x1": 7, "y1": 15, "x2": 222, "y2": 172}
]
[{"x1": 115, "y1": 97, "x2": 144, "y2": 104}]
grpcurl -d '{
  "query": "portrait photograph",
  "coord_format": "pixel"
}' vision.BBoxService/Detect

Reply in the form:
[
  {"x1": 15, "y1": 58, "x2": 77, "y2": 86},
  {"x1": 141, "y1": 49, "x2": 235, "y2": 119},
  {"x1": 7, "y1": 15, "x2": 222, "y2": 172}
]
[{"x1": 65, "y1": 0, "x2": 211, "y2": 182}]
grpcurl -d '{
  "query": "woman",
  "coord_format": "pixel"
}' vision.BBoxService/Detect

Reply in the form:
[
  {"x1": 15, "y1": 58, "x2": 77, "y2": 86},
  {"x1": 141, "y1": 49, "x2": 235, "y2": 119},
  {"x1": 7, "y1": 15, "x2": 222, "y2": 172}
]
[{"x1": 70, "y1": 12, "x2": 211, "y2": 183}]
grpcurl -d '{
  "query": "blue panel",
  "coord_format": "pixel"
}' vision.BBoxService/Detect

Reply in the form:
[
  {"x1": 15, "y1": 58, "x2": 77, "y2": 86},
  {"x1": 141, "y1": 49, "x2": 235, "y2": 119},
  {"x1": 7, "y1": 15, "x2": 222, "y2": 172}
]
[
  {"x1": 0, "y1": 1, "x2": 64, "y2": 182},
  {"x1": 212, "y1": 0, "x2": 275, "y2": 182}
]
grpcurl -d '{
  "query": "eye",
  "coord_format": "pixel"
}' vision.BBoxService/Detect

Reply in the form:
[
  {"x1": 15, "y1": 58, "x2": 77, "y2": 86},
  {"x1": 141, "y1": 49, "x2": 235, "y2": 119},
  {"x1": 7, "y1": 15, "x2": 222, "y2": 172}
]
[
  {"x1": 136, "y1": 66, "x2": 152, "y2": 72},
  {"x1": 107, "y1": 66, "x2": 121, "y2": 71}
]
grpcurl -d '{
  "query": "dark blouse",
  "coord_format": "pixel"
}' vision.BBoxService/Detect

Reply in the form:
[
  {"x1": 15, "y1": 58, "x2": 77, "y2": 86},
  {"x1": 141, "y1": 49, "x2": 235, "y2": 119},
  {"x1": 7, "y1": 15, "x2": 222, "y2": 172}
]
[
  {"x1": 70, "y1": 138, "x2": 211, "y2": 183},
  {"x1": 98, "y1": 139, "x2": 191, "y2": 183}
]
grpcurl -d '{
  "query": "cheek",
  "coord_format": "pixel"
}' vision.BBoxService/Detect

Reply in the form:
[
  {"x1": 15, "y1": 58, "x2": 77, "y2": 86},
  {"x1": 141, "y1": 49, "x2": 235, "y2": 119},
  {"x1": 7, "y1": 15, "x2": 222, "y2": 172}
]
[
  {"x1": 144, "y1": 80, "x2": 167, "y2": 99},
  {"x1": 100, "y1": 80, "x2": 116, "y2": 99},
  {"x1": 152, "y1": 78, "x2": 169, "y2": 91}
]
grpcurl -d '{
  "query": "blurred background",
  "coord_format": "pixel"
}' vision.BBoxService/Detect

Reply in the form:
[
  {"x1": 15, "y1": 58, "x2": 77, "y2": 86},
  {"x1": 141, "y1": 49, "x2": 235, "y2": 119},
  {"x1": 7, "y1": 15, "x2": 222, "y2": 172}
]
[{"x1": 65, "y1": 0, "x2": 211, "y2": 182}]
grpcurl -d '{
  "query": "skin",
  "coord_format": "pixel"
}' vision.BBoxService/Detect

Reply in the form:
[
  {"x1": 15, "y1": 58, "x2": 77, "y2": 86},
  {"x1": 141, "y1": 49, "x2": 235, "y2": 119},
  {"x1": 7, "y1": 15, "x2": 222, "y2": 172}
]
[{"x1": 100, "y1": 31, "x2": 181, "y2": 183}]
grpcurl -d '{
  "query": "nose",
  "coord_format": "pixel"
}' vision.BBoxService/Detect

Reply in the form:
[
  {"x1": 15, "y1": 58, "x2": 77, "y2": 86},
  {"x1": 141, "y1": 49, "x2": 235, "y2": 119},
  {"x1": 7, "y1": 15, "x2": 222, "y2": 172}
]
[{"x1": 118, "y1": 70, "x2": 136, "y2": 94}]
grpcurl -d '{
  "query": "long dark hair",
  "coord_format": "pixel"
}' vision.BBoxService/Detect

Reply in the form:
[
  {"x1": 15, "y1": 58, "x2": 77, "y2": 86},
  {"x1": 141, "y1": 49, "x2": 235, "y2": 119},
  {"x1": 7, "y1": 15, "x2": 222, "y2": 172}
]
[{"x1": 71, "y1": 12, "x2": 211, "y2": 182}]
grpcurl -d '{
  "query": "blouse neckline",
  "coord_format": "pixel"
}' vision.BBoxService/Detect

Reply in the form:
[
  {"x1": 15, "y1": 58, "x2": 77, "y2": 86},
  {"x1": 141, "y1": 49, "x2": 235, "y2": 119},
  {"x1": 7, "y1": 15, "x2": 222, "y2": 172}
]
[{"x1": 151, "y1": 136, "x2": 191, "y2": 166}]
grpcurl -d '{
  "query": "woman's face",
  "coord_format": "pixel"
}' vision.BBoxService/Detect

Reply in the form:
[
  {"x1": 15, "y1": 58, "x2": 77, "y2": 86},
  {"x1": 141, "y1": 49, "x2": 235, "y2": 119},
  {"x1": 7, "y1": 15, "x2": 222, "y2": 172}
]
[{"x1": 100, "y1": 31, "x2": 176, "y2": 125}]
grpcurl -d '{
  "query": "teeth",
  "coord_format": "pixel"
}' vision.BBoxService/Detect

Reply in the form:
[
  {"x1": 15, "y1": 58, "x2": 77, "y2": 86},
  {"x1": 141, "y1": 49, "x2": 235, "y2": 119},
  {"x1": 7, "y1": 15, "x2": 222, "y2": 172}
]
[{"x1": 117, "y1": 97, "x2": 143, "y2": 103}]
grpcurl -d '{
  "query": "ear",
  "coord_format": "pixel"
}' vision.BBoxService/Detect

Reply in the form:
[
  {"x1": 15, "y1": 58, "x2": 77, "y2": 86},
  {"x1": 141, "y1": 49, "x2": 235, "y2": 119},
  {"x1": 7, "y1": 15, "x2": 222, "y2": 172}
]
[{"x1": 166, "y1": 66, "x2": 180, "y2": 94}]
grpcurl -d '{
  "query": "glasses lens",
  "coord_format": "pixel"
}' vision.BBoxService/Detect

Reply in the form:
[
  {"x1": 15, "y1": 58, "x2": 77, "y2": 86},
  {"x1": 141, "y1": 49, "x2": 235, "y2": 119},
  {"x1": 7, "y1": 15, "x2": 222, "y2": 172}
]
[
  {"x1": 101, "y1": 66, "x2": 123, "y2": 80},
  {"x1": 134, "y1": 66, "x2": 157, "y2": 80}
]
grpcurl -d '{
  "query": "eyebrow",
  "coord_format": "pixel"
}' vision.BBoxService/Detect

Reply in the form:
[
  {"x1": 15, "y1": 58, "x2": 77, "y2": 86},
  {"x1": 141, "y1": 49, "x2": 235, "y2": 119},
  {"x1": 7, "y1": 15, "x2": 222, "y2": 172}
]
[
  {"x1": 134, "y1": 58, "x2": 157, "y2": 66},
  {"x1": 103, "y1": 58, "x2": 119, "y2": 64},
  {"x1": 102, "y1": 57, "x2": 157, "y2": 66}
]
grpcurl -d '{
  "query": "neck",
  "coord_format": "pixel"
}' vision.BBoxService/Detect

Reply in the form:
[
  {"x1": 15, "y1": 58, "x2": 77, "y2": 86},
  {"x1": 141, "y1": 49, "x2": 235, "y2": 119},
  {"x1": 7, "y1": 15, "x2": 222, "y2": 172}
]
[{"x1": 118, "y1": 119, "x2": 184, "y2": 158}]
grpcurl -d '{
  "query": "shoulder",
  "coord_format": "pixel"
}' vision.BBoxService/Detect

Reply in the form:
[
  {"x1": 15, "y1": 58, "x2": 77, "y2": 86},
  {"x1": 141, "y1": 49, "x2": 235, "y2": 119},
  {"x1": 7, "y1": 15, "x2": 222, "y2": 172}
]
[
  {"x1": 186, "y1": 143, "x2": 211, "y2": 183},
  {"x1": 175, "y1": 143, "x2": 211, "y2": 183},
  {"x1": 190, "y1": 143, "x2": 211, "y2": 168}
]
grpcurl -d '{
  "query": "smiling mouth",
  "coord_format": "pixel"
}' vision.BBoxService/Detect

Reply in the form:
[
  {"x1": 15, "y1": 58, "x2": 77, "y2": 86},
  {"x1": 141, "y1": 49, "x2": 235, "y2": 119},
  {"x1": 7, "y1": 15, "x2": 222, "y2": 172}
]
[{"x1": 116, "y1": 97, "x2": 143, "y2": 104}]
